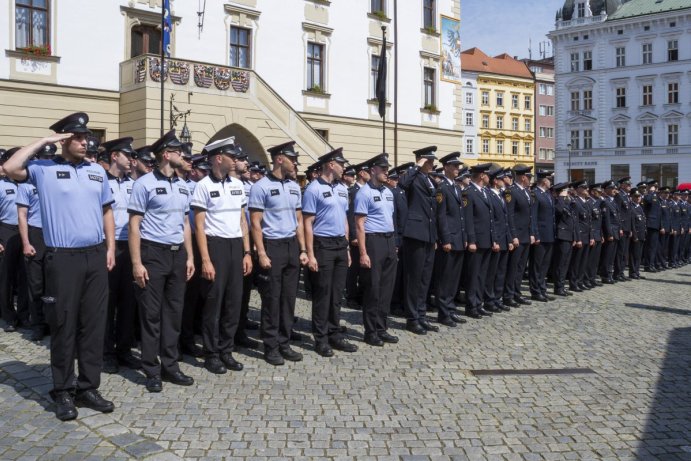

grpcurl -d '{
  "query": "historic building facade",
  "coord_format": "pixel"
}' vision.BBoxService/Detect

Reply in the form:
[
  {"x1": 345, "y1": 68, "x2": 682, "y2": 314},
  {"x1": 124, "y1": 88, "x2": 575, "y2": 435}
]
[
  {"x1": 550, "y1": 0, "x2": 691, "y2": 185},
  {"x1": 524, "y1": 57, "x2": 556, "y2": 171}
]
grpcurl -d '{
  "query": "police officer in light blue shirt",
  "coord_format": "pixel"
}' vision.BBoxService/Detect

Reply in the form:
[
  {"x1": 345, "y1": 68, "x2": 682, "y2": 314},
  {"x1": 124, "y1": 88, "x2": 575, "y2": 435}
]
[
  {"x1": 4, "y1": 112, "x2": 116, "y2": 421},
  {"x1": 99, "y1": 137, "x2": 141, "y2": 374},
  {"x1": 128, "y1": 130, "x2": 195, "y2": 393},
  {"x1": 249, "y1": 140, "x2": 309, "y2": 366},
  {"x1": 353, "y1": 153, "x2": 399, "y2": 347},
  {"x1": 303, "y1": 148, "x2": 358, "y2": 358},
  {"x1": 16, "y1": 143, "x2": 55, "y2": 341}
]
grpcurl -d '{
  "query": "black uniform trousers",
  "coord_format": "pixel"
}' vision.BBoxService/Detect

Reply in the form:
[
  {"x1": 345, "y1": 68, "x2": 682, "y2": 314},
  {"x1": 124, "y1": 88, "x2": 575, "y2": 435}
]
[
  {"x1": 644, "y1": 228, "x2": 659, "y2": 269},
  {"x1": 670, "y1": 234, "x2": 680, "y2": 265},
  {"x1": 586, "y1": 241, "x2": 602, "y2": 284},
  {"x1": 629, "y1": 239, "x2": 644, "y2": 277},
  {"x1": 553, "y1": 240, "x2": 573, "y2": 292},
  {"x1": 104, "y1": 240, "x2": 136, "y2": 360},
  {"x1": 311, "y1": 236, "x2": 348, "y2": 346},
  {"x1": 658, "y1": 233, "x2": 669, "y2": 267},
  {"x1": 389, "y1": 241, "x2": 405, "y2": 314},
  {"x1": 345, "y1": 245, "x2": 363, "y2": 304},
  {"x1": 360, "y1": 233, "x2": 397, "y2": 336},
  {"x1": 181, "y1": 237, "x2": 203, "y2": 349},
  {"x1": 236, "y1": 256, "x2": 256, "y2": 342},
  {"x1": 614, "y1": 233, "x2": 631, "y2": 277},
  {"x1": 0, "y1": 223, "x2": 29, "y2": 325},
  {"x1": 257, "y1": 237, "x2": 299, "y2": 352},
  {"x1": 24, "y1": 225, "x2": 46, "y2": 329},
  {"x1": 529, "y1": 243, "x2": 553, "y2": 296},
  {"x1": 485, "y1": 249, "x2": 508, "y2": 305},
  {"x1": 43, "y1": 243, "x2": 107, "y2": 396},
  {"x1": 201, "y1": 237, "x2": 243, "y2": 358},
  {"x1": 568, "y1": 245, "x2": 588, "y2": 288},
  {"x1": 402, "y1": 237, "x2": 435, "y2": 322},
  {"x1": 434, "y1": 248, "x2": 463, "y2": 320},
  {"x1": 136, "y1": 240, "x2": 187, "y2": 378},
  {"x1": 602, "y1": 238, "x2": 618, "y2": 278},
  {"x1": 505, "y1": 243, "x2": 529, "y2": 302},
  {"x1": 465, "y1": 248, "x2": 491, "y2": 311}
]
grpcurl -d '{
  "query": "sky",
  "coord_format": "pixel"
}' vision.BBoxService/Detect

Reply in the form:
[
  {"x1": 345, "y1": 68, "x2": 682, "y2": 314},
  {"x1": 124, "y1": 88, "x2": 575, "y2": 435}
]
[{"x1": 461, "y1": 0, "x2": 566, "y2": 60}]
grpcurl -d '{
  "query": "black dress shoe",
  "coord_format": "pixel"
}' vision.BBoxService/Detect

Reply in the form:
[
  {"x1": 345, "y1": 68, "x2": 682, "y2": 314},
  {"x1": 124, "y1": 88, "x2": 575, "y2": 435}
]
[
  {"x1": 449, "y1": 313, "x2": 467, "y2": 324},
  {"x1": 264, "y1": 350, "x2": 285, "y2": 366},
  {"x1": 54, "y1": 392, "x2": 78, "y2": 421},
  {"x1": 180, "y1": 344, "x2": 204, "y2": 358},
  {"x1": 438, "y1": 317, "x2": 457, "y2": 327},
  {"x1": 364, "y1": 334, "x2": 384, "y2": 347},
  {"x1": 531, "y1": 294, "x2": 548, "y2": 302},
  {"x1": 554, "y1": 289, "x2": 569, "y2": 297},
  {"x1": 644, "y1": 267, "x2": 657, "y2": 273},
  {"x1": 315, "y1": 343, "x2": 334, "y2": 357},
  {"x1": 245, "y1": 319, "x2": 260, "y2": 330},
  {"x1": 102, "y1": 357, "x2": 119, "y2": 374},
  {"x1": 602, "y1": 277, "x2": 615, "y2": 284},
  {"x1": 279, "y1": 346, "x2": 303, "y2": 362},
  {"x1": 75, "y1": 390, "x2": 114, "y2": 413},
  {"x1": 290, "y1": 330, "x2": 306, "y2": 342},
  {"x1": 339, "y1": 324, "x2": 348, "y2": 334},
  {"x1": 117, "y1": 353, "x2": 141, "y2": 370},
  {"x1": 515, "y1": 296, "x2": 531, "y2": 305},
  {"x1": 162, "y1": 370, "x2": 194, "y2": 386},
  {"x1": 419, "y1": 319, "x2": 439, "y2": 332},
  {"x1": 3, "y1": 323, "x2": 17, "y2": 333},
  {"x1": 330, "y1": 338, "x2": 358, "y2": 352},
  {"x1": 379, "y1": 331, "x2": 399, "y2": 343},
  {"x1": 405, "y1": 321, "x2": 427, "y2": 335},
  {"x1": 146, "y1": 376, "x2": 162, "y2": 393},
  {"x1": 235, "y1": 334, "x2": 259, "y2": 349},
  {"x1": 477, "y1": 308, "x2": 493, "y2": 317},
  {"x1": 629, "y1": 274, "x2": 639, "y2": 280},
  {"x1": 465, "y1": 309, "x2": 482, "y2": 319},
  {"x1": 498, "y1": 304, "x2": 511, "y2": 312},
  {"x1": 544, "y1": 294, "x2": 556, "y2": 301},
  {"x1": 569, "y1": 286, "x2": 583, "y2": 293},
  {"x1": 503, "y1": 299, "x2": 519, "y2": 308},
  {"x1": 204, "y1": 357, "x2": 228, "y2": 374},
  {"x1": 220, "y1": 352, "x2": 244, "y2": 371}
]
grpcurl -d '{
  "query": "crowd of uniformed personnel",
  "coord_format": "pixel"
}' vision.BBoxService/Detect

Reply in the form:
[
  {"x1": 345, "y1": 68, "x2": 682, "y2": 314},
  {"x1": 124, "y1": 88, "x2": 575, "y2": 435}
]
[{"x1": 0, "y1": 112, "x2": 689, "y2": 422}]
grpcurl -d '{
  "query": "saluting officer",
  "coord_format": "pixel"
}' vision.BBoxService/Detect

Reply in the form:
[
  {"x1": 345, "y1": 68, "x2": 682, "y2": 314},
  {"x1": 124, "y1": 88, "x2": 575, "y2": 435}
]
[
  {"x1": 128, "y1": 130, "x2": 196, "y2": 393},
  {"x1": 354, "y1": 153, "x2": 399, "y2": 347},
  {"x1": 389, "y1": 163, "x2": 410, "y2": 316},
  {"x1": 5, "y1": 112, "x2": 116, "y2": 421},
  {"x1": 586, "y1": 183, "x2": 604, "y2": 288},
  {"x1": 629, "y1": 189, "x2": 647, "y2": 279},
  {"x1": 642, "y1": 180, "x2": 661, "y2": 271},
  {"x1": 399, "y1": 146, "x2": 440, "y2": 335},
  {"x1": 463, "y1": 163, "x2": 496, "y2": 318},
  {"x1": 249, "y1": 141, "x2": 309, "y2": 366},
  {"x1": 16, "y1": 143, "x2": 56, "y2": 341},
  {"x1": 191, "y1": 136, "x2": 252, "y2": 375},
  {"x1": 485, "y1": 167, "x2": 513, "y2": 312},
  {"x1": 568, "y1": 180, "x2": 592, "y2": 292},
  {"x1": 600, "y1": 180, "x2": 622, "y2": 284},
  {"x1": 303, "y1": 148, "x2": 359, "y2": 357},
  {"x1": 614, "y1": 177, "x2": 633, "y2": 281},
  {"x1": 529, "y1": 170, "x2": 556, "y2": 302},
  {"x1": 434, "y1": 153, "x2": 467, "y2": 326},
  {"x1": 101, "y1": 137, "x2": 140, "y2": 374},
  {"x1": 503, "y1": 165, "x2": 534, "y2": 308},
  {"x1": 552, "y1": 182, "x2": 575, "y2": 297}
]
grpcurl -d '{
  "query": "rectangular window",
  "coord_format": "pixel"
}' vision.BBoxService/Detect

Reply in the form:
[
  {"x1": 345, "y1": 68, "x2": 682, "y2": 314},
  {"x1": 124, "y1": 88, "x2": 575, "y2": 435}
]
[
  {"x1": 642, "y1": 43, "x2": 652, "y2": 64},
  {"x1": 571, "y1": 52, "x2": 580, "y2": 72},
  {"x1": 482, "y1": 114, "x2": 489, "y2": 128},
  {"x1": 616, "y1": 47, "x2": 626, "y2": 67},
  {"x1": 371, "y1": 0, "x2": 386, "y2": 14},
  {"x1": 642, "y1": 163, "x2": 678, "y2": 188},
  {"x1": 571, "y1": 91, "x2": 580, "y2": 111},
  {"x1": 496, "y1": 92, "x2": 504, "y2": 107},
  {"x1": 570, "y1": 130, "x2": 580, "y2": 150},
  {"x1": 616, "y1": 87, "x2": 626, "y2": 108},
  {"x1": 611, "y1": 164, "x2": 630, "y2": 180},
  {"x1": 465, "y1": 92, "x2": 473, "y2": 105},
  {"x1": 423, "y1": 67, "x2": 435, "y2": 107},
  {"x1": 230, "y1": 26, "x2": 251, "y2": 68},
  {"x1": 668, "y1": 40, "x2": 678, "y2": 61},
  {"x1": 524, "y1": 95, "x2": 531, "y2": 110},
  {"x1": 370, "y1": 54, "x2": 380, "y2": 98},
  {"x1": 583, "y1": 50, "x2": 592, "y2": 70},
  {"x1": 668, "y1": 82, "x2": 679, "y2": 104},
  {"x1": 583, "y1": 129, "x2": 592, "y2": 149},
  {"x1": 540, "y1": 127, "x2": 554, "y2": 138},
  {"x1": 538, "y1": 148, "x2": 546, "y2": 160},
  {"x1": 668, "y1": 124, "x2": 679, "y2": 145},
  {"x1": 481, "y1": 91, "x2": 489, "y2": 105},
  {"x1": 524, "y1": 142, "x2": 531, "y2": 157},
  {"x1": 538, "y1": 83, "x2": 546, "y2": 95},
  {"x1": 15, "y1": 0, "x2": 49, "y2": 49},
  {"x1": 512, "y1": 94, "x2": 519, "y2": 109},
  {"x1": 547, "y1": 149, "x2": 555, "y2": 160},
  {"x1": 583, "y1": 90, "x2": 592, "y2": 110},
  {"x1": 465, "y1": 112, "x2": 473, "y2": 126},
  {"x1": 131, "y1": 25, "x2": 161, "y2": 58},
  {"x1": 643, "y1": 125, "x2": 653, "y2": 147},
  {"x1": 496, "y1": 115, "x2": 503, "y2": 129},
  {"x1": 512, "y1": 141, "x2": 519, "y2": 156},
  {"x1": 546, "y1": 84, "x2": 554, "y2": 96},
  {"x1": 482, "y1": 138, "x2": 489, "y2": 153},
  {"x1": 306, "y1": 42, "x2": 324, "y2": 91},
  {"x1": 642, "y1": 84, "x2": 653, "y2": 106},
  {"x1": 466, "y1": 138, "x2": 474, "y2": 154},
  {"x1": 524, "y1": 119, "x2": 531, "y2": 131},
  {"x1": 577, "y1": 3, "x2": 585, "y2": 17},
  {"x1": 497, "y1": 140, "x2": 504, "y2": 155},
  {"x1": 512, "y1": 117, "x2": 518, "y2": 131},
  {"x1": 315, "y1": 129, "x2": 329, "y2": 141},
  {"x1": 423, "y1": 0, "x2": 435, "y2": 29},
  {"x1": 616, "y1": 127, "x2": 626, "y2": 148}
]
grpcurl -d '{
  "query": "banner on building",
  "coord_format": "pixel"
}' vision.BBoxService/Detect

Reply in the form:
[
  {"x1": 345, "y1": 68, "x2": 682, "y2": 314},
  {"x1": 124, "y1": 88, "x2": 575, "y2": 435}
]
[
  {"x1": 440, "y1": 15, "x2": 461, "y2": 83},
  {"x1": 163, "y1": 0, "x2": 172, "y2": 57}
]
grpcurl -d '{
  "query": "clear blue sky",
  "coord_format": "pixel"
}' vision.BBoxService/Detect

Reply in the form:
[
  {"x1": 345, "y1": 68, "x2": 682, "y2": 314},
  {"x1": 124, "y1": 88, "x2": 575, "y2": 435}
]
[{"x1": 461, "y1": 0, "x2": 565, "y2": 59}]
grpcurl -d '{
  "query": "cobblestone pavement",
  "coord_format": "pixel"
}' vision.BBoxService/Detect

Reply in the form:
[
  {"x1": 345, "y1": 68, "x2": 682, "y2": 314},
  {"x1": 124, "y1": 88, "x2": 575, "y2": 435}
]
[{"x1": 1, "y1": 267, "x2": 691, "y2": 460}]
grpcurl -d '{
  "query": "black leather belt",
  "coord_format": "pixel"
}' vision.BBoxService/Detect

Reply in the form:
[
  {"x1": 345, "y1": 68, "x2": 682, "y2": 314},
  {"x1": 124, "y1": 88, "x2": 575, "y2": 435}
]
[{"x1": 142, "y1": 239, "x2": 183, "y2": 251}]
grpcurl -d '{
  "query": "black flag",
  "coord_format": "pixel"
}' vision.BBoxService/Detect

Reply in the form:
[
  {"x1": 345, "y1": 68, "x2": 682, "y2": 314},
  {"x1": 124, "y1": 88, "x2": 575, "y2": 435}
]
[{"x1": 375, "y1": 35, "x2": 387, "y2": 118}]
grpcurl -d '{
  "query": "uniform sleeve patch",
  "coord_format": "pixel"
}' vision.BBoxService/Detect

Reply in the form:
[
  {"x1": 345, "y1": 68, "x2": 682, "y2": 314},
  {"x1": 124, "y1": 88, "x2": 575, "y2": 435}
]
[
  {"x1": 290, "y1": 189, "x2": 300, "y2": 196},
  {"x1": 179, "y1": 187, "x2": 189, "y2": 196},
  {"x1": 231, "y1": 190, "x2": 243, "y2": 196},
  {"x1": 436, "y1": 191, "x2": 443, "y2": 204}
]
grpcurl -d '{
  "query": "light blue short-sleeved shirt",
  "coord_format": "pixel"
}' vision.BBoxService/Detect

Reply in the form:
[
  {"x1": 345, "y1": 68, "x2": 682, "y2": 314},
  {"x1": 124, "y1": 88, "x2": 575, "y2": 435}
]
[
  {"x1": 108, "y1": 173, "x2": 133, "y2": 241},
  {"x1": 354, "y1": 181, "x2": 395, "y2": 233},
  {"x1": 248, "y1": 173, "x2": 301, "y2": 239},
  {"x1": 0, "y1": 178, "x2": 19, "y2": 225},
  {"x1": 302, "y1": 178, "x2": 348, "y2": 237},
  {"x1": 127, "y1": 169, "x2": 191, "y2": 245},
  {"x1": 243, "y1": 179, "x2": 253, "y2": 225},
  {"x1": 27, "y1": 158, "x2": 114, "y2": 248},
  {"x1": 15, "y1": 182, "x2": 41, "y2": 228}
]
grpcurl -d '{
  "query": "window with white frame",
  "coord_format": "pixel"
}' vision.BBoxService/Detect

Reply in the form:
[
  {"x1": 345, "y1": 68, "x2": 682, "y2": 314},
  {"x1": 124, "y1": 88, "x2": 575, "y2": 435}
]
[
  {"x1": 642, "y1": 84, "x2": 653, "y2": 106},
  {"x1": 306, "y1": 42, "x2": 324, "y2": 91},
  {"x1": 668, "y1": 40, "x2": 678, "y2": 61},
  {"x1": 668, "y1": 82, "x2": 679, "y2": 104},
  {"x1": 423, "y1": 0, "x2": 435, "y2": 29},
  {"x1": 465, "y1": 92, "x2": 473, "y2": 105},
  {"x1": 570, "y1": 130, "x2": 580, "y2": 150},
  {"x1": 642, "y1": 43, "x2": 652, "y2": 64},
  {"x1": 497, "y1": 140, "x2": 504, "y2": 155},
  {"x1": 539, "y1": 127, "x2": 554, "y2": 138},
  {"x1": 524, "y1": 95, "x2": 531, "y2": 110},
  {"x1": 616, "y1": 87, "x2": 626, "y2": 108},
  {"x1": 512, "y1": 141, "x2": 519, "y2": 156},
  {"x1": 466, "y1": 138, "x2": 474, "y2": 154},
  {"x1": 524, "y1": 119, "x2": 531, "y2": 131},
  {"x1": 512, "y1": 117, "x2": 518, "y2": 131},
  {"x1": 496, "y1": 92, "x2": 504, "y2": 107},
  {"x1": 583, "y1": 50, "x2": 592, "y2": 70},
  {"x1": 668, "y1": 124, "x2": 679, "y2": 145},
  {"x1": 371, "y1": 0, "x2": 386, "y2": 14},
  {"x1": 616, "y1": 127, "x2": 626, "y2": 148},
  {"x1": 230, "y1": 26, "x2": 251, "y2": 68},
  {"x1": 524, "y1": 142, "x2": 531, "y2": 157},
  {"x1": 538, "y1": 83, "x2": 547, "y2": 95},
  {"x1": 423, "y1": 67, "x2": 435, "y2": 108},
  {"x1": 482, "y1": 138, "x2": 489, "y2": 153},
  {"x1": 512, "y1": 94, "x2": 519, "y2": 109},
  {"x1": 496, "y1": 115, "x2": 504, "y2": 129},
  {"x1": 571, "y1": 52, "x2": 580, "y2": 72},
  {"x1": 583, "y1": 90, "x2": 592, "y2": 110},
  {"x1": 482, "y1": 114, "x2": 489, "y2": 128},
  {"x1": 15, "y1": 0, "x2": 50, "y2": 50},
  {"x1": 571, "y1": 91, "x2": 580, "y2": 111},
  {"x1": 546, "y1": 84, "x2": 554, "y2": 96},
  {"x1": 465, "y1": 112, "x2": 473, "y2": 126},
  {"x1": 616, "y1": 47, "x2": 626, "y2": 67},
  {"x1": 583, "y1": 129, "x2": 592, "y2": 149},
  {"x1": 643, "y1": 125, "x2": 653, "y2": 147},
  {"x1": 481, "y1": 91, "x2": 489, "y2": 105},
  {"x1": 370, "y1": 54, "x2": 380, "y2": 99}
]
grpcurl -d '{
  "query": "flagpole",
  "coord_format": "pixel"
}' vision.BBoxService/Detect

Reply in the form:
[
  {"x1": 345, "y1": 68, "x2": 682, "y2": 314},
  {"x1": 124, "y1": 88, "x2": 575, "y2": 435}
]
[
  {"x1": 381, "y1": 25, "x2": 386, "y2": 155},
  {"x1": 393, "y1": 0, "x2": 398, "y2": 167},
  {"x1": 160, "y1": 1, "x2": 165, "y2": 136}
]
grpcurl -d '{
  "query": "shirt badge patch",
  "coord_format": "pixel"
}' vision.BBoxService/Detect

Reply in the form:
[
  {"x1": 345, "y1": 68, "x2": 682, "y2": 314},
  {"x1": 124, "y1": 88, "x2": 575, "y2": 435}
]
[
  {"x1": 210, "y1": 191, "x2": 221, "y2": 198},
  {"x1": 56, "y1": 171, "x2": 70, "y2": 179},
  {"x1": 323, "y1": 191, "x2": 332, "y2": 198},
  {"x1": 155, "y1": 187, "x2": 167, "y2": 195},
  {"x1": 270, "y1": 189, "x2": 280, "y2": 196},
  {"x1": 179, "y1": 188, "x2": 189, "y2": 195},
  {"x1": 88, "y1": 174, "x2": 103, "y2": 183},
  {"x1": 290, "y1": 190, "x2": 300, "y2": 196},
  {"x1": 231, "y1": 190, "x2": 242, "y2": 196},
  {"x1": 373, "y1": 196, "x2": 381, "y2": 202}
]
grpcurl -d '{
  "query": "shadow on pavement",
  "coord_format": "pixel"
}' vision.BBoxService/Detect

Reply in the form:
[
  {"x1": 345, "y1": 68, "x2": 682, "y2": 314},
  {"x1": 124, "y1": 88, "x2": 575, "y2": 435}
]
[
  {"x1": 637, "y1": 278, "x2": 691, "y2": 287},
  {"x1": 625, "y1": 303, "x2": 691, "y2": 317},
  {"x1": 0, "y1": 360, "x2": 53, "y2": 411},
  {"x1": 637, "y1": 327, "x2": 691, "y2": 460}
]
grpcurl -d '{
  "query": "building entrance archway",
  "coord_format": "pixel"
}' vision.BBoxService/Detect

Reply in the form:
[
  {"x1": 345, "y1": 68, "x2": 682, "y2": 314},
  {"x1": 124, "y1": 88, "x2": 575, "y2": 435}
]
[{"x1": 208, "y1": 123, "x2": 269, "y2": 166}]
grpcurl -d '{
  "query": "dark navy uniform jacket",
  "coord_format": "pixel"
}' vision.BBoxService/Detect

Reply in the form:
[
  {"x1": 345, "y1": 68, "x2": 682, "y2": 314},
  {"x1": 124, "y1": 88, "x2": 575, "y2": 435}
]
[
  {"x1": 631, "y1": 203, "x2": 646, "y2": 241},
  {"x1": 504, "y1": 184, "x2": 532, "y2": 244},
  {"x1": 531, "y1": 187, "x2": 555, "y2": 244},
  {"x1": 588, "y1": 197, "x2": 603, "y2": 241},
  {"x1": 571, "y1": 197, "x2": 591, "y2": 243},
  {"x1": 488, "y1": 189, "x2": 511, "y2": 250},
  {"x1": 615, "y1": 190, "x2": 633, "y2": 232},
  {"x1": 660, "y1": 199, "x2": 671, "y2": 232},
  {"x1": 555, "y1": 196, "x2": 577, "y2": 242},
  {"x1": 670, "y1": 200, "x2": 682, "y2": 233},
  {"x1": 391, "y1": 184, "x2": 408, "y2": 247},
  {"x1": 398, "y1": 166, "x2": 438, "y2": 243},
  {"x1": 436, "y1": 177, "x2": 466, "y2": 251},
  {"x1": 601, "y1": 196, "x2": 621, "y2": 240},
  {"x1": 463, "y1": 183, "x2": 495, "y2": 249},
  {"x1": 643, "y1": 192, "x2": 661, "y2": 229},
  {"x1": 347, "y1": 183, "x2": 360, "y2": 241}
]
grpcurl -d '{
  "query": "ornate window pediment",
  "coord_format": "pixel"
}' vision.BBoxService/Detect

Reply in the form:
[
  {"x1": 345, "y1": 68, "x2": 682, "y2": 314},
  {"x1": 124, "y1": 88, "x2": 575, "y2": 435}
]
[
  {"x1": 661, "y1": 110, "x2": 684, "y2": 120},
  {"x1": 566, "y1": 76, "x2": 595, "y2": 90},
  {"x1": 610, "y1": 114, "x2": 630, "y2": 126},
  {"x1": 636, "y1": 112, "x2": 658, "y2": 122}
]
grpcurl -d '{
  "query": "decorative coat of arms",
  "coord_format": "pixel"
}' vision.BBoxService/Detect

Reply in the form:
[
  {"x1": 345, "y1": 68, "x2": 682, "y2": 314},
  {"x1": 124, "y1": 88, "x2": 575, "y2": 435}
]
[
  {"x1": 148, "y1": 57, "x2": 168, "y2": 82},
  {"x1": 169, "y1": 61, "x2": 190, "y2": 85},
  {"x1": 194, "y1": 64, "x2": 213, "y2": 88},
  {"x1": 214, "y1": 67, "x2": 231, "y2": 90},
  {"x1": 135, "y1": 58, "x2": 146, "y2": 83},
  {"x1": 231, "y1": 71, "x2": 250, "y2": 93}
]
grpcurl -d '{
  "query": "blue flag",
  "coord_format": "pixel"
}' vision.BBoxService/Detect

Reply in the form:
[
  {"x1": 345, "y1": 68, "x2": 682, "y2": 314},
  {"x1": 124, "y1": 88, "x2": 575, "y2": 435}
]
[{"x1": 163, "y1": 0, "x2": 172, "y2": 57}]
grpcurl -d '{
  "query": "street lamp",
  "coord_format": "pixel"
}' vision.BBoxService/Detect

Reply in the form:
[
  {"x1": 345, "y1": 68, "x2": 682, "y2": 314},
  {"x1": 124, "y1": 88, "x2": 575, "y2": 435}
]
[
  {"x1": 180, "y1": 115, "x2": 191, "y2": 144},
  {"x1": 567, "y1": 142, "x2": 572, "y2": 182}
]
